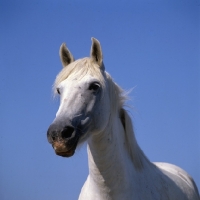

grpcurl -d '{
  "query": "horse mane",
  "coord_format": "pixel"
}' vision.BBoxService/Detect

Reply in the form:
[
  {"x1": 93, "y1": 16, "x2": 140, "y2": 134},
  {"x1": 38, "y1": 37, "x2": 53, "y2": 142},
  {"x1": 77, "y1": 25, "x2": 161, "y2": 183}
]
[
  {"x1": 105, "y1": 73, "x2": 150, "y2": 170},
  {"x1": 120, "y1": 108, "x2": 150, "y2": 170},
  {"x1": 54, "y1": 57, "x2": 150, "y2": 170}
]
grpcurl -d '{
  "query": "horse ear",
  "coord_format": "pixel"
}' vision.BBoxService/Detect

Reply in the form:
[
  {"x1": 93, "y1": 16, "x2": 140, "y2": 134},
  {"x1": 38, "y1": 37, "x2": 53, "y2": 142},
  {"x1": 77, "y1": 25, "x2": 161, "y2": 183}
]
[
  {"x1": 59, "y1": 43, "x2": 75, "y2": 68},
  {"x1": 90, "y1": 37, "x2": 103, "y2": 68}
]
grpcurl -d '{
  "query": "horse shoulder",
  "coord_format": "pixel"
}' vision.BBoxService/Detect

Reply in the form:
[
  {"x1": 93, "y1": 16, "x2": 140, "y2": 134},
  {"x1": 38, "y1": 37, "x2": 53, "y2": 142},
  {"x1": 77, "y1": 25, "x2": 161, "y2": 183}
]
[{"x1": 154, "y1": 162, "x2": 200, "y2": 200}]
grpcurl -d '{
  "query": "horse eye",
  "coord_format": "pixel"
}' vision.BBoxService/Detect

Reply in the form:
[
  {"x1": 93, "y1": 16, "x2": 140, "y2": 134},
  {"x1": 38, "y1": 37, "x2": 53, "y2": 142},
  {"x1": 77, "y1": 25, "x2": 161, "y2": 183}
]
[
  {"x1": 89, "y1": 82, "x2": 100, "y2": 91},
  {"x1": 57, "y1": 88, "x2": 61, "y2": 95}
]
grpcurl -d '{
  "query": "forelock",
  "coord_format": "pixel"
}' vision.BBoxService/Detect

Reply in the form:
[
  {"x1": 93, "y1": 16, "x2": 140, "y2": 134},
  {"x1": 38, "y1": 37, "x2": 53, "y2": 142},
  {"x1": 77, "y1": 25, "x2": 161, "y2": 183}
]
[{"x1": 53, "y1": 57, "x2": 105, "y2": 93}]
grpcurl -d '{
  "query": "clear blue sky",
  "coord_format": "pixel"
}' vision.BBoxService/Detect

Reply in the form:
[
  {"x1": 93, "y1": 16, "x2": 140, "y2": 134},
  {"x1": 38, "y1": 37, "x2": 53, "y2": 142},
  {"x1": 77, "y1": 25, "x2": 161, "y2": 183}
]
[{"x1": 0, "y1": 1, "x2": 199, "y2": 199}]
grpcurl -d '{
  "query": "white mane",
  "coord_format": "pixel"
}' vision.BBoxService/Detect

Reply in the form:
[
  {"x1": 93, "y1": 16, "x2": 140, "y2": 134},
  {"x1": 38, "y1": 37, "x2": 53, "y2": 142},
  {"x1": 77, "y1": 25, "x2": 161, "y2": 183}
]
[{"x1": 104, "y1": 71, "x2": 150, "y2": 170}]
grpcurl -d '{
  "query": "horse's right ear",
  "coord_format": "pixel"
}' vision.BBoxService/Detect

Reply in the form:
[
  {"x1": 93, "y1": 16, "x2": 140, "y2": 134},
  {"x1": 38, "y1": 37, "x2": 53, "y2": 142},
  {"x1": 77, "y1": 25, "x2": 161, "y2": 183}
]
[{"x1": 59, "y1": 43, "x2": 75, "y2": 68}]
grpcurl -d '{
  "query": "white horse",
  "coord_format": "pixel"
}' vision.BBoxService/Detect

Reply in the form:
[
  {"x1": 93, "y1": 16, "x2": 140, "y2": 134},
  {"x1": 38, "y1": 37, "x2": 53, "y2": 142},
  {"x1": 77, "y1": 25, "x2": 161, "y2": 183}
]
[{"x1": 47, "y1": 38, "x2": 199, "y2": 200}]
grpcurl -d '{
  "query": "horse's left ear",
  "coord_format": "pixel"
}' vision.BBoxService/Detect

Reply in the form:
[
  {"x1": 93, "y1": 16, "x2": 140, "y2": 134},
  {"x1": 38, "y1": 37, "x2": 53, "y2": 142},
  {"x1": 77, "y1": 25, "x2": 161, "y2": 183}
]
[{"x1": 90, "y1": 37, "x2": 104, "y2": 68}]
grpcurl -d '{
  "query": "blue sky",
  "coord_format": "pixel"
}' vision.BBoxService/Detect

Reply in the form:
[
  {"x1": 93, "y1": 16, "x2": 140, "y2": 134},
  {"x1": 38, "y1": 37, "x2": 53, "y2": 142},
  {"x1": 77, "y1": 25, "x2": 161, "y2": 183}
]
[{"x1": 0, "y1": 1, "x2": 199, "y2": 199}]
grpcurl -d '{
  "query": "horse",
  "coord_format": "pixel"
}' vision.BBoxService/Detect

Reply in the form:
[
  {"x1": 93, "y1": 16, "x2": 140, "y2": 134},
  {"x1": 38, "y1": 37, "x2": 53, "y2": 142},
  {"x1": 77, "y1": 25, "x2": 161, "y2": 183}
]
[{"x1": 47, "y1": 38, "x2": 200, "y2": 200}]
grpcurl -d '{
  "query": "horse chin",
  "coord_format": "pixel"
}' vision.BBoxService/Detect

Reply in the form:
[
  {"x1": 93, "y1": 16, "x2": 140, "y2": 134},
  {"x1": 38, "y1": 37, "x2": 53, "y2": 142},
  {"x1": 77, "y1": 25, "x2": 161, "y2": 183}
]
[{"x1": 55, "y1": 149, "x2": 75, "y2": 157}]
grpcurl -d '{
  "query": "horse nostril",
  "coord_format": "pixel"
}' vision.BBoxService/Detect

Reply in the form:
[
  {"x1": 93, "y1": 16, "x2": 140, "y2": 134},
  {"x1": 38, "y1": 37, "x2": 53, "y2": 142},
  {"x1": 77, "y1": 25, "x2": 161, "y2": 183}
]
[{"x1": 61, "y1": 126, "x2": 75, "y2": 139}]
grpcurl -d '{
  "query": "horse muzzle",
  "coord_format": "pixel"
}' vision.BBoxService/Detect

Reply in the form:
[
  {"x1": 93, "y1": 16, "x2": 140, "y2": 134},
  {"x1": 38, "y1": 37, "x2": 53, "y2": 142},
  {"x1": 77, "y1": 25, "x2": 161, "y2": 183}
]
[{"x1": 47, "y1": 124, "x2": 80, "y2": 157}]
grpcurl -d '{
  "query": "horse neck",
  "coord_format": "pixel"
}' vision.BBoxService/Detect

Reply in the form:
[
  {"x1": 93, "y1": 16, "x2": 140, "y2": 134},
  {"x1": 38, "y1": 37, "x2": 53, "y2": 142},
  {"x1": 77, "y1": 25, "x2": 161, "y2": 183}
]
[{"x1": 87, "y1": 113, "x2": 144, "y2": 198}]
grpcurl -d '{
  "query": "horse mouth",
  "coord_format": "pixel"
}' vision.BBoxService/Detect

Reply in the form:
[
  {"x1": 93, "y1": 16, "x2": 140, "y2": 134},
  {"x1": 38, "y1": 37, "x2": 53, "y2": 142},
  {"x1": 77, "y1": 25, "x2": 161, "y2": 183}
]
[{"x1": 52, "y1": 140, "x2": 78, "y2": 157}]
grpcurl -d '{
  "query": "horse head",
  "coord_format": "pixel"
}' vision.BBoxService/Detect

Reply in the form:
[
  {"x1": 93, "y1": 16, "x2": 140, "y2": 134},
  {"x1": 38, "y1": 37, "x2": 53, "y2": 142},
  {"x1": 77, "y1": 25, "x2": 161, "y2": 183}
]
[{"x1": 47, "y1": 38, "x2": 111, "y2": 157}]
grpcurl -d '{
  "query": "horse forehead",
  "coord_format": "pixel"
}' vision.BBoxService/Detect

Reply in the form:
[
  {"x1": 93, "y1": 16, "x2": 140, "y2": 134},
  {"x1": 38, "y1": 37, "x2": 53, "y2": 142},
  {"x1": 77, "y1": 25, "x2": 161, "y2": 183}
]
[{"x1": 60, "y1": 74, "x2": 100, "y2": 88}]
